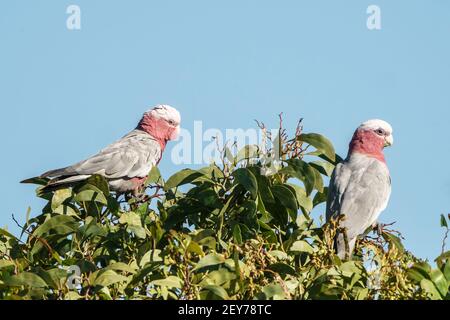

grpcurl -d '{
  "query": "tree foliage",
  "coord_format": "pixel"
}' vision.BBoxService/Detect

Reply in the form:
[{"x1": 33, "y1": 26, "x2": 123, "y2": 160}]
[{"x1": 0, "y1": 120, "x2": 449, "y2": 300}]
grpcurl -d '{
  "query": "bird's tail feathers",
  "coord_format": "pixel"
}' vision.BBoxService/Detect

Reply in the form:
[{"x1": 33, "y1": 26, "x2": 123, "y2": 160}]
[
  {"x1": 21, "y1": 167, "x2": 79, "y2": 189},
  {"x1": 22, "y1": 172, "x2": 91, "y2": 193},
  {"x1": 41, "y1": 174, "x2": 91, "y2": 192},
  {"x1": 20, "y1": 176, "x2": 49, "y2": 185},
  {"x1": 40, "y1": 167, "x2": 76, "y2": 178}
]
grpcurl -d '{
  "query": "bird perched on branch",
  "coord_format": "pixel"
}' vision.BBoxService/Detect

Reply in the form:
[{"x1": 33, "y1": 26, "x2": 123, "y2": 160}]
[
  {"x1": 22, "y1": 104, "x2": 181, "y2": 195},
  {"x1": 326, "y1": 119, "x2": 393, "y2": 260}
]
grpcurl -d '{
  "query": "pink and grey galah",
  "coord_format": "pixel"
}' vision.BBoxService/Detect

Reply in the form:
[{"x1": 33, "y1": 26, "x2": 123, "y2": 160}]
[
  {"x1": 326, "y1": 119, "x2": 393, "y2": 260},
  {"x1": 23, "y1": 105, "x2": 181, "y2": 194}
]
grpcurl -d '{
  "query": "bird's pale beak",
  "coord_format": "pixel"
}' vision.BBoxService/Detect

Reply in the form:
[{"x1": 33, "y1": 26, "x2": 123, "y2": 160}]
[{"x1": 384, "y1": 135, "x2": 393, "y2": 147}]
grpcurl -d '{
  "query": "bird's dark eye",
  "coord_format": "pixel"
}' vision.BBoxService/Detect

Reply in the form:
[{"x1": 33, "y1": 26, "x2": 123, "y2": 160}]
[
  {"x1": 168, "y1": 120, "x2": 175, "y2": 125},
  {"x1": 375, "y1": 128, "x2": 385, "y2": 135}
]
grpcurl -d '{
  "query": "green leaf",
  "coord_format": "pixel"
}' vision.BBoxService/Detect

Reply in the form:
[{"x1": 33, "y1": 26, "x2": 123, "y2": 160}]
[
  {"x1": 434, "y1": 251, "x2": 450, "y2": 269},
  {"x1": 271, "y1": 185, "x2": 298, "y2": 220},
  {"x1": 187, "y1": 241, "x2": 205, "y2": 256},
  {"x1": 440, "y1": 214, "x2": 448, "y2": 228},
  {"x1": 152, "y1": 276, "x2": 183, "y2": 289},
  {"x1": 84, "y1": 175, "x2": 110, "y2": 196},
  {"x1": 145, "y1": 166, "x2": 163, "y2": 186},
  {"x1": 139, "y1": 249, "x2": 163, "y2": 267},
  {"x1": 268, "y1": 250, "x2": 288, "y2": 260},
  {"x1": 93, "y1": 270, "x2": 128, "y2": 287},
  {"x1": 127, "y1": 225, "x2": 147, "y2": 239},
  {"x1": 281, "y1": 159, "x2": 316, "y2": 195},
  {"x1": 268, "y1": 263, "x2": 296, "y2": 276},
  {"x1": 65, "y1": 291, "x2": 82, "y2": 300},
  {"x1": 296, "y1": 213, "x2": 311, "y2": 230},
  {"x1": 51, "y1": 189, "x2": 72, "y2": 210},
  {"x1": 79, "y1": 218, "x2": 107, "y2": 239},
  {"x1": 312, "y1": 188, "x2": 328, "y2": 208},
  {"x1": 0, "y1": 260, "x2": 15, "y2": 269},
  {"x1": 233, "y1": 251, "x2": 243, "y2": 283},
  {"x1": 197, "y1": 164, "x2": 224, "y2": 180},
  {"x1": 74, "y1": 189, "x2": 107, "y2": 205},
  {"x1": 0, "y1": 228, "x2": 17, "y2": 239},
  {"x1": 4, "y1": 272, "x2": 48, "y2": 288},
  {"x1": 355, "y1": 288, "x2": 369, "y2": 300},
  {"x1": 261, "y1": 283, "x2": 285, "y2": 300},
  {"x1": 193, "y1": 229, "x2": 216, "y2": 241},
  {"x1": 33, "y1": 215, "x2": 78, "y2": 237},
  {"x1": 128, "y1": 263, "x2": 160, "y2": 287},
  {"x1": 106, "y1": 262, "x2": 137, "y2": 274},
  {"x1": 136, "y1": 202, "x2": 149, "y2": 217},
  {"x1": 36, "y1": 187, "x2": 53, "y2": 200},
  {"x1": 194, "y1": 253, "x2": 225, "y2": 271},
  {"x1": 119, "y1": 211, "x2": 145, "y2": 239},
  {"x1": 232, "y1": 224, "x2": 243, "y2": 244},
  {"x1": 200, "y1": 269, "x2": 236, "y2": 287},
  {"x1": 98, "y1": 287, "x2": 113, "y2": 300},
  {"x1": 53, "y1": 204, "x2": 79, "y2": 216},
  {"x1": 38, "y1": 268, "x2": 67, "y2": 290},
  {"x1": 408, "y1": 262, "x2": 432, "y2": 283},
  {"x1": 286, "y1": 184, "x2": 313, "y2": 212},
  {"x1": 255, "y1": 176, "x2": 275, "y2": 205},
  {"x1": 408, "y1": 268, "x2": 427, "y2": 283},
  {"x1": 202, "y1": 285, "x2": 229, "y2": 300},
  {"x1": 430, "y1": 269, "x2": 448, "y2": 298},
  {"x1": 383, "y1": 232, "x2": 404, "y2": 253},
  {"x1": 164, "y1": 169, "x2": 204, "y2": 190},
  {"x1": 311, "y1": 166, "x2": 324, "y2": 193},
  {"x1": 310, "y1": 161, "x2": 335, "y2": 177},
  {"x1": 443, "y1": 261, "x2": 450, "y2": 282},
  {"x1": 233, "y1": 168, "x2": 258, "y2": 199},
  {"x1": 290, "y1": 240, "x2": 314, "y2": 254},
  {"x1": 420, "y1": 279, "x2": 442, "y2": 300},
  {"x1": 299, "y1": 133, "x2": 336, "y2": 162},
  {"x1": 119, "y1": 212, "x2": 141, "y2": 227},
  {"x1": 340, "y1": 261, "x2": 362, "y2": 276},
  {"x1": 256, "y1": 195, "x2": 269, "y2": 222}
]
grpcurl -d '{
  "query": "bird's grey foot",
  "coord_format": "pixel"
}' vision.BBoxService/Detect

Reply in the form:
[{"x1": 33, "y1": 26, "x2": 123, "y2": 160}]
[{"x1": 132, "y1": 193, "x2": 149, "y2": 204}]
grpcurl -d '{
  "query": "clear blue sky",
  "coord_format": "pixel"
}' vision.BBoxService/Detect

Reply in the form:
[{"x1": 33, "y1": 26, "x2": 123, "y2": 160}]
[{"x1": 1, "y1": 1, "x2": 449, "y2": 261}]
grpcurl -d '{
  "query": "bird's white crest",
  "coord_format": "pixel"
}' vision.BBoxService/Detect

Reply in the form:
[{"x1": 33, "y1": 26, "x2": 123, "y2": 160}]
[
  {"x1": 358, "y1": 119, "x2": 393, "y2": 134},
  {"x1": 358, "y1": 119, "x2": 394, "y2": 146},
  {"x1": 146, "y1": 104, "x2": 181, "y2": 124}
]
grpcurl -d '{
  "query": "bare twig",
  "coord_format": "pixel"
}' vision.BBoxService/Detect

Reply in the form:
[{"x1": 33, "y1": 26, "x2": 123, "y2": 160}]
[
  {"x1": 441, "y1": 214, "x2": 449, "y2": 254},
  {"x1": 11, "y1": 214, "x2": 53, "y2": 255}
]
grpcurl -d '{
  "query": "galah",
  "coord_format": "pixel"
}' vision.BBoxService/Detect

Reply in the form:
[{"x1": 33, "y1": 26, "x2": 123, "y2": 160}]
[
  {"x1": 22, "y1": 105, "x2": 181, "y2": 195},
  {"x1": 326, "y1": 119, "x2": 393, "y2": 259}
]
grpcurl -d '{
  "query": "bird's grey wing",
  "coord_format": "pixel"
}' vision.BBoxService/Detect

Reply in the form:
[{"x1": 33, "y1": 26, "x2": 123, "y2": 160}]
[
  {"x1": 337, "y1": 159, "x2": 391, "y2": 239},
  {"x1": 326, "y1": 162, "x2": 351, "y2": 221},
  {"x1": 43, "y1": 130, "x2": 162, "y2": 180}
]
